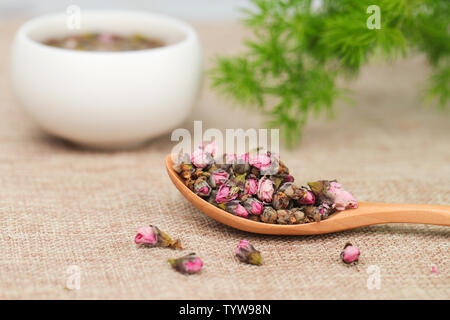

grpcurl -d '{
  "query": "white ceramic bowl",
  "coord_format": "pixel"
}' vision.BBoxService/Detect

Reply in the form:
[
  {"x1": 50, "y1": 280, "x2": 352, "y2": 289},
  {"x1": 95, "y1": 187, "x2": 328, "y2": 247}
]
[{"x1": 10, "y1": 10, "x2": 202, "y2": 149}]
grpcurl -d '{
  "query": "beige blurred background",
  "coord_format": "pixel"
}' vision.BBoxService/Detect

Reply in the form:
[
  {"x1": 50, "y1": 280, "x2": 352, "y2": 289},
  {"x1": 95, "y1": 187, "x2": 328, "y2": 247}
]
[{"x1": 0, "y1": 1, "x2": 449, "y2": 300}]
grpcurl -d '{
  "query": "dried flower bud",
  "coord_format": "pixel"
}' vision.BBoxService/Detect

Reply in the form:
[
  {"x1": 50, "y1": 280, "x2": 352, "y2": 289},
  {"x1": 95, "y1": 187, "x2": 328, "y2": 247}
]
[
  {"x1": 232, "y1": 153, "x2": 250, "y2": 174},
  {"x1": 272, "y1": 191, "x2": 290, "y2": 210},
  {"x1": 261, "y1": 206, "x2": 277, "y2": 224},
  {"x1": 303, "y1": 205, "x2": 325, "y2": 222},
  {"x1": 168, "y1": 253, "x2": 203, "y2": 274},
  {"x1": 208, "y1": 169, "x2": 229, "y2": 188},
  {"x1": 269, "y1": 175, "x2": 285, "y2": 191},
  {"x1": 341, "y1": 243, "x2": 360, "y2": 264},
  {"x1": 249, "y1": 167, "x2": 261, "y2": 178},
  {"x1": 308, "y1": 180, "x2": 358, "y2": 211},
  {"x1": 249, "y1": 153, "x2": 271, "y2": 170},
  {"x1": 135, "y1": 225, "x2": 182, "y2": 249},
  {"x1": 224, "y1": 200, "x2": 249, "y2": 218},
  {"x1": 257, "y1": 177, "x2": 274, "y2": 203},
  {"x1": 191, "y1": 147, "x2": 214, "y2": 169},
  {"x1": 207, "y1": 190, "x2": 218, "y2": 205},
  {"x1": 230, "y1": 173, "x2": 247, "y2": 190},
  {"x1": 194, "y1": 178, "x2": 212, "y2": 197},
  {"x1": 276, "y1": 209, "x2": 305, "y2": 225},
  {"x1": 280, "y1": 183, "x2": 313, "y2": 204},
  {"x1": 244, "y1": 178, "x2": 258, "y2": 195},
  {"x1": 185, "y1": 177, "x2": 196, "y2": 191},
  {"x1": 235, "y1": 240, "x2": 262, "y2": 265},
  {"x1": 249, "y1": 214, "x2": 261, "y2": 222},
  {"x1": 243, "y1": 198, "x2": 264, "y2": 215},
  {"x1": 172, "y1": 151, "x2": 190, "y2": 173},
  {"x1": 216, "y1": 183, "x2": 239, "y2": 203},
  {"x1": 298, "y1": 189, "x2": 315, "y2": 205}
]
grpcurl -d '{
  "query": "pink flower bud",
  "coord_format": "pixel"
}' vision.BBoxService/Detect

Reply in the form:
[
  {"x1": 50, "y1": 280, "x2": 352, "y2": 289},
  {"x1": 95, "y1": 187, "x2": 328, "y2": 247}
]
[
  {"x1": 244, "y1": 178, "x2": 258, "y2": 195},
  {"x1": 235, "y1": 240, "x2": 262, "y2": 265},
  {"x1": 209, "y1": 170, "x2": 229, "y2": 188},
  {"x1": 98, "y1": 32, "x2": 114, "y2": 43},
  {"x1": 257, "y1": 177, "x2": 274, "y2": 203},
  {"x1": 329, "y1": 182, "x2": 358, "y2": 210},
  {"x1": 224, "y1": 200, "x2": 249, "y2": 218},
  {"x1": 298, "y1": 189, "x2": 315, "y2": 205},
  {"x1": 134, "y1": 226, "x2": 157, "y2": 245},
  {"x1": 235, "y1": 204, "x2": 249, "y2": 217},
  {"x1": 135, "y1": 225, "x2": 182, "y2": 249},
  {"x1": 191, "y1": 147, "x2": 213, "y2": 168},
  {"x1": 216, "y1": 183, "x2": 239, "y2": 203},
  {"x1": 169, "y1": 253, "x2": 203, "y2": 274},
  {"x1": 308, "y1": 180, "x2": 358, "y2": 211},
  {"x1": 341, "y1": 243, "x2": 360, "y2": 264},
  {"x1": 243, "y1": 198, "x2": 264, "y2": 215},
  {"x1": 249, "y1": 153, "x2": 271, "y2": 170},
  {"x1": 194, "y1": 179, "x2": 211, "y2": 197}
]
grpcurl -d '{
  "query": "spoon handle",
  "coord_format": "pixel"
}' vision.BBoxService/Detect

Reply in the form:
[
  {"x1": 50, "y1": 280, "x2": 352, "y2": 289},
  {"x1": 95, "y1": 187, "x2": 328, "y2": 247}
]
[{"x1": 345, "y1": 202, "x2": 450, "y2": 227}]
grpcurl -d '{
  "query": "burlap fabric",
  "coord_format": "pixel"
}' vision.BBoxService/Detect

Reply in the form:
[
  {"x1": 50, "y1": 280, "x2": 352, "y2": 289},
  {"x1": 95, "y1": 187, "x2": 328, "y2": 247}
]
[{"x1": 0, "y1": 19, "x2": 449, "y2": 300}]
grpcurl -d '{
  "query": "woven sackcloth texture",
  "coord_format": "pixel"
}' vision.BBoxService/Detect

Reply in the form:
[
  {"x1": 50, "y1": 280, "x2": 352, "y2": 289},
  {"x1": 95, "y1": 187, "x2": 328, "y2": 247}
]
[{"x1": 0, "y1": 19, "x2": 449, "y2": 300}]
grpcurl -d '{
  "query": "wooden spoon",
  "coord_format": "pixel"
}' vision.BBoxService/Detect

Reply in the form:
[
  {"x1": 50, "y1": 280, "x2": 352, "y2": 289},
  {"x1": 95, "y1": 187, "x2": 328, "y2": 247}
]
[{"x1": 166, "y1": 155, "x2": 450, "y2": 235}]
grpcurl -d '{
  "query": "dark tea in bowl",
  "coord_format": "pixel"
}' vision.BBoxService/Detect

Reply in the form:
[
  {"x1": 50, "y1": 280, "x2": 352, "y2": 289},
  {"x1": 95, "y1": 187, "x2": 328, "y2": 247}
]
[
  {"x1": 43, "y1": 32, "x2": 165, "y2": 51},
  {"x1": 10, "y1": 10, "x2": 202, "y2": 149}
]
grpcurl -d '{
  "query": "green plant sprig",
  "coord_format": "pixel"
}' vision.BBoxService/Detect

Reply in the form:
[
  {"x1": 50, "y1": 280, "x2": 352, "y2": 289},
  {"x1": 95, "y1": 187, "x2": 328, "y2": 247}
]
[{"x1": 210, "y1": 0, "x2": 449, "y2": 146}]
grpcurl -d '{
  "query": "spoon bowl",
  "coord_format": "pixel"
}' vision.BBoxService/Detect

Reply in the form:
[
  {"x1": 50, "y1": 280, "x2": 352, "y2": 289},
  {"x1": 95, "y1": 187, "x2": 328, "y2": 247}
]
[{"x1": 166, "y1": 155, "x2": 450, "y2": 235}]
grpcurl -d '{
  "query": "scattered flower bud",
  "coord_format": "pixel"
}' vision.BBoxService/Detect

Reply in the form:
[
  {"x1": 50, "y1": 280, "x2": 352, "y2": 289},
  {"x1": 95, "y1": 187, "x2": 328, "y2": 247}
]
[
  {"x1": 272, "y1": 191, "x2": 291, "y2": 210},
  {"x1": 244, "y1": 178, "x2": 258, "y2": 195},
  {"x1": 194, "y1": 178, "x2": 212, "y2": 197},
  {"x1": 261, "y1": 206, "x2": 278, "y2": 224},
  {"x1": 235, "y1": 240, "x2": 263, "y2": 265},
  {"x1": 341, "y1": 242, "x2": 360, "y2": 264},
  {"x1": 135, "y1": 225, "x2": 182, "y2": 249},
  {"x1": 257, "y1": 177, "x2": 274, "y2": 203},
  {"x1": 243, "y1": 198, "x2": 264, "y2": 215},
  {"x1": 168, "y1": 253, "x2": 203, "y2": 274}
]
